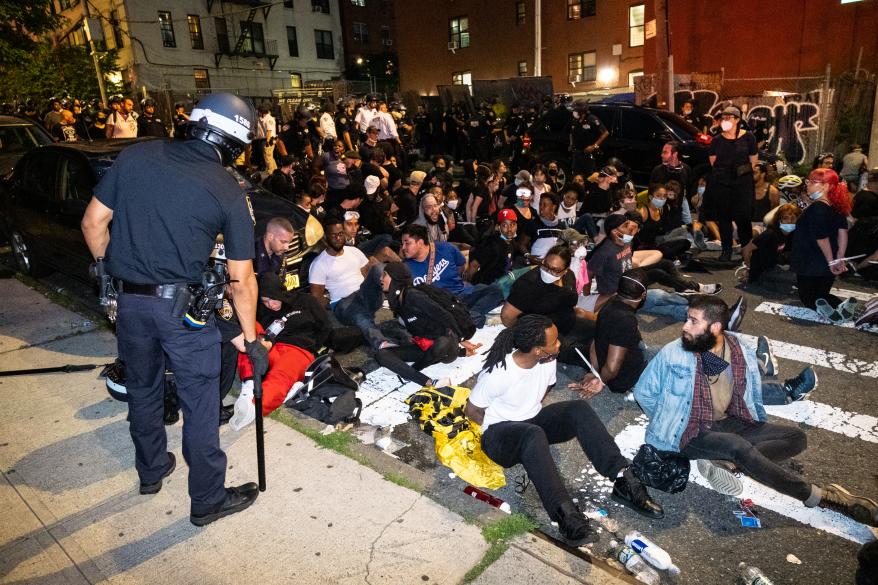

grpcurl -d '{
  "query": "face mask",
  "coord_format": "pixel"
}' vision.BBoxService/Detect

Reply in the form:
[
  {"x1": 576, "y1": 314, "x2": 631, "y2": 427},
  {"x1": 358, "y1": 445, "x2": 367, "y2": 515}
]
[
  {"x1": 561, "y1": 202, "x2": 575, "y2": 211},
  {"x1": 779, "y1": 223, "x2": 796, "y2": 234},
  {"x1": 697, "y1": 185, "x2": 706, "y2": 195},
  {"x1": 573, "y1": 246, "x2": 588, "y2": 259},
  {"x1": 721, "y1": 120, "x2": 735, "y2": 132},
  {"x1": 809, "y1": 190, "x2": 823, "y2": 200},
  {"x1": 620, "y1": 233, "x2": 634, "y2": 245},
  {"x1": 447, "y1": 199, "x2": 459, "y2": 210},
  {"x1": 651, "y1": 198, "x2": 666, "y2": 209},
  {"x1": 682, "y1": 109, "x2": 692, "y2": 116},
  {"x1": 540, "y1": 268, "x2": 561, "y2": 284},
  {"x1": 537, "y1": 349, "x2": 559, "y2": 364}
]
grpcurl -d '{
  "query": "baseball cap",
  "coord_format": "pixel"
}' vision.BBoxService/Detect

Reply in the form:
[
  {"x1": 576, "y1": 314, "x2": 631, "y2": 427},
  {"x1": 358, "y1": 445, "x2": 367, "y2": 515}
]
[
  {"x1": 343, "y1": 150, "x2": 360, "y2": 160},
  {"x1": 497, "y1": 208, "x2": 517, "y2": 223},
  {"x1": 721, "y1": 105, "x2": 742, "y2": 118},
  {"x1": 364, "y1": 175, "x2": 380, "y2": 195},
  {"x1": 514, "y1": 170, "x2": 532, "y2": 185},
  {"x1": 409, "y1": 170, "x2": 426, "y2": 185},
  {"x1": 604, "y1": 214, "x2": 628, "y2": 234}
]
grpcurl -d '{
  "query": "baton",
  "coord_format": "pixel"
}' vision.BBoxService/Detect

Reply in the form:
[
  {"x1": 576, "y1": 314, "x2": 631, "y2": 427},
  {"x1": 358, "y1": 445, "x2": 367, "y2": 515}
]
[
  {"x1": 252, "y1": 367, "x2": 266, "y2": 492},
  {"x1": 574, "y1": 347, "x2": 604, "y2": 386},
  {"x1": 0, "y1": 363, "x2": 112, "y2": 377}
]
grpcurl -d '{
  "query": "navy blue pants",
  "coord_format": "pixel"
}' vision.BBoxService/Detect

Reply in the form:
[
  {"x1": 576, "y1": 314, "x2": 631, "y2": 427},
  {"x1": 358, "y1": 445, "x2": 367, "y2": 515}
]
[{"x1": 116, "y1": 293, "x2": 227, "y2": 515}]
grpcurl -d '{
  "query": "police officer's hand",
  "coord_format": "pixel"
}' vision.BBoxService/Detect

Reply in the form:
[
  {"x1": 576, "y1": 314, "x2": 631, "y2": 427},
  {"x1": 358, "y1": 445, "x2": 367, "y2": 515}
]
[{"x1": 244, "y1": 339, "x2": 269, "y2": 378}]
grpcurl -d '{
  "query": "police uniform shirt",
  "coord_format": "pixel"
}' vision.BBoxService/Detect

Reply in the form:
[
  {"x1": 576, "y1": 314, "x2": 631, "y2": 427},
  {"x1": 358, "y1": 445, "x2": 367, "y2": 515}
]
[
  {"x1": 138, "y1": 114, "x2": 167, "y2": 138},
  {"x1": 95, "y1": 139, "x2": 255, "y2": 284},
  {"x1": 254, "y1": 238, "x2": 283, "y2": 276},
  {"x1": 571, "y1": 113, "x2": 604, "y2": 150},
  {"x1": 505, "y1": 113, "x2": 527, "y2": 138}
]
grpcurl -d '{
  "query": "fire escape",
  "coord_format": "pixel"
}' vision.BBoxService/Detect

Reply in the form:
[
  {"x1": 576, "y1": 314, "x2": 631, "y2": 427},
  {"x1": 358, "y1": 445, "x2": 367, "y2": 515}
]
[{"x1": 208, "y1": 0, "x2": 279, "y2": 70}]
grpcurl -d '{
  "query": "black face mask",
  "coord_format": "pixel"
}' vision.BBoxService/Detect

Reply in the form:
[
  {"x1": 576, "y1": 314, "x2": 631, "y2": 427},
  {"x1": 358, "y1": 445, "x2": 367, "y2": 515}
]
[{"x1": 536, "y1": 347, "x2": 559, "y2": 364}]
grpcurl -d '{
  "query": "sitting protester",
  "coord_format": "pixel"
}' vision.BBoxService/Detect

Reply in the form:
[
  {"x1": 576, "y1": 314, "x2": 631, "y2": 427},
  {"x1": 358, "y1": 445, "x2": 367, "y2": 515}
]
[
  {"x1": 401, "y1": 224, "x2": 503, "y2": 327},
  {"x1": 636, "y1": 183, "x2": 691, "y2": 261},
  {"x1": 738, "y1": 203, "x2": 802, "y2": 285},
  {"x1": 557, "y1": 183, "x2": 584, "y2": 228},
  {"x1": 229, "y1": 274, "x2": 329, "y2": 430},
  {"x1": 465, "y1": 315, "x2": 664, "y2": 545},
  {"x1": 359, "y1": 175, "x2": 398, "y2": 237},
  {"x1": 341, "y1": 209, "x2": 399, "y2": 263},
  {"x1": 413, "y1": 193, "x2": 450, "y2": 243},
  {"x1": 633, "y1": 296, "x2": 878, "y2": 527},
  {"x1": 467, "y1": 209, "x2": 528, "y2": 286},
  {"x1": 529, "y1": 192, "x2": 563, "y2": 259},
  {"x1": 309, "y1": 217, "x2": 393, "y2": 350},
  {"x1": 376, "y1": 263, "x2": 481, "y2": 387},
  {"x1": 506, "y1": 183, "x2": 539, "y2": 250}
]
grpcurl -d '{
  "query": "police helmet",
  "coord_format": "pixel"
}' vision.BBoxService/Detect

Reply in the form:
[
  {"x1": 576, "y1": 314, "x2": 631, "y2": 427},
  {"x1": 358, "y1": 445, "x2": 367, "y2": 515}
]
[
  {"x1": 103, "y1": 359, "x2": 128, "y2": 402},
  {"x1": 187, "y1": 93, "x2": 256, "y2": 165},
  {"x1": 141, "y1": 97, "x2": 156, "y2": 109}
]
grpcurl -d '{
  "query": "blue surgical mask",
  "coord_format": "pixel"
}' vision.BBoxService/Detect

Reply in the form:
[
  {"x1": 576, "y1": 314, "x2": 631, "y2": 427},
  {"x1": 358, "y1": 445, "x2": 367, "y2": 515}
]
[
  {"x1": 651, "y1": 198, "x2": 666, "y2": 209},
  {"x1": 517, "y1": 198, "x2": 528, "y2": 207},
  {"x1": 621, "y1": 234, "x2": 634, "y2": 244},
  {"x1": 809, "y1": 190, "x2": 823, "y2": 201},
  {"x1": 697, "y1": 186, "x2": 706, "y2": 195},
  {"x1": 779, "y1": 223, "x2": 796, "y2": 234}
]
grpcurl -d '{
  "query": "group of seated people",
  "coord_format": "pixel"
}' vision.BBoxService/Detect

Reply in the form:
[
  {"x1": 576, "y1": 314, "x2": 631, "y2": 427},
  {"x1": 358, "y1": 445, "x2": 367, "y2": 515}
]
[{"x1": 218, "y1": 147, "x2": 878, "y2": 546}]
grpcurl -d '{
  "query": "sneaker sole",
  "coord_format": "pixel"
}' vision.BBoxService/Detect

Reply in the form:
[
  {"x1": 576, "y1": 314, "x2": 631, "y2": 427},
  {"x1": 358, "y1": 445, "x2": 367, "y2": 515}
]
[
  {"x1": 825, "y1": 484, "x2": 878, "y2": 526},
  {"x1": 696, "y1": 460, "x2": 744, "y2": 496}
]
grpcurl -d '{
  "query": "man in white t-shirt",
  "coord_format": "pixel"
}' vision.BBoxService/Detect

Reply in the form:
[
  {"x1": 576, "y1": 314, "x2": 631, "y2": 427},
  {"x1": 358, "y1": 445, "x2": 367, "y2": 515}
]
[
  {"x1": 309, "y1": 217, "x2": 392, "y2": 350},
  {"x1": 465, "y1": 314, "x2": 663, "y2": 546},
  {"x1": 256, "y1": 106, "x2": 277, "y2": 173},
  {"x1": 106, "y1": 97, "x2": 138, "y2": 139}
]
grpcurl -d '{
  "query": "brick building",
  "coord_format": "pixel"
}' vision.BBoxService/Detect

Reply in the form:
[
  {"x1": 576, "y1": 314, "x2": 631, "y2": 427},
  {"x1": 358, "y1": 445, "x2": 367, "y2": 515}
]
[
  {"x1": 394, "y1": 0, "x2": 646, "y2": 96},
  {"x1": 337, "y1": 0, "x2": 398, "y2": 93}
]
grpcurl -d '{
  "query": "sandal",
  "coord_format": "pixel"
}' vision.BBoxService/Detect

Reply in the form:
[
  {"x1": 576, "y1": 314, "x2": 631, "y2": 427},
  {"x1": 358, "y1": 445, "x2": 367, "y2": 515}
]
[
  {"x1": 815, "y1": 298, "x2": 847, "y2": 324},
  {"x1": 837, "y1": 297, "x2": 859, "y2": 321}
]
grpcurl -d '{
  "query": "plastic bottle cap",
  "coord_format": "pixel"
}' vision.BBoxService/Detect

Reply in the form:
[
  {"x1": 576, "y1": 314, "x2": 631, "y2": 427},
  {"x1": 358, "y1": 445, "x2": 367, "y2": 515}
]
[{"x1": 499, "y1": 502, "x2": 512, "y2": 514}]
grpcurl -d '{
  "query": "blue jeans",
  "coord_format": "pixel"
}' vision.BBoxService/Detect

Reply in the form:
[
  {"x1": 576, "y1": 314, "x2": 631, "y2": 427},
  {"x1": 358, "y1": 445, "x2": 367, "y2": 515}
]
[
  {"x1": 572, "y1": 213, "x2": 598, "y2": 239},
  {"x1": 641, "y1": 288, "x2": 690, "y2": 322},
  {"x1": 460, "y1": 284, "x2": 504, "y2": 328},
  {"x1": 333, "y1": 264, "x2": 388, "y2": 350}
]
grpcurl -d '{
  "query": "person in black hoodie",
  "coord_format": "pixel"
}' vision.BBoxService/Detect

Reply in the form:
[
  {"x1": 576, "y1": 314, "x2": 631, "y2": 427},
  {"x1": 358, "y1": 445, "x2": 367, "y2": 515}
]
[{"x1": 376, "y1": 263, "x2": 481, "y2": 386}]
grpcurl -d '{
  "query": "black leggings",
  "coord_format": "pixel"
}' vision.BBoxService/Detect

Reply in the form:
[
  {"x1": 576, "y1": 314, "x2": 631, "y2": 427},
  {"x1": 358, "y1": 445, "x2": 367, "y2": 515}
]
[
  {"x1": 375, "y1": 336, "x2": 458, "y2": 386},
  {"x1": 796, "y1": 273, "x2": 840, "y2": 310},
  {"x1": 718, "y1": 214, "x2": 754, "y2": 251},
  {"x1": 657, "y1": 238, "x2": 691, "y2": 261},
  {"x1": 644, "y1": 259, "x2": 698, "y2": 292}
]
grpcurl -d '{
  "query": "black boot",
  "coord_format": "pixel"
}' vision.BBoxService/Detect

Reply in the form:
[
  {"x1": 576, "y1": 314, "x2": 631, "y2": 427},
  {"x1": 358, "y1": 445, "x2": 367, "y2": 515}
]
[
  {"x1": 555, "y1": 501, "x2": 598, "y2": 546},
  {"x1": 718, "y1": 249, "x2": 732, "y2": 263},
  {"x1": 818, "y1": 484, "x2": 878, "y2": 527},
  {"x1": 612, "y1": 469, "x2": 665, "y2": 519}
]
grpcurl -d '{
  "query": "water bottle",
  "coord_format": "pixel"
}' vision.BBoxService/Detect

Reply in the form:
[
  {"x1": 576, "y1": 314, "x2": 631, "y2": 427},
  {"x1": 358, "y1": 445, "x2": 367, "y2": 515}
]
[
  {"x1": 584, "y1": 507, "x2": 620, "y2": 533},
  {"x1": 617, "y1": 546, "x2": 660, "y2": 585},
  {"x1": 738, "y1": 562, "x2": 775, "y2": 585},
  {"x1": 264, "y1": 311, "x2": 293, "y2": 341},
  {"x1": 463, "y1": 485, "x2": 511, "y2": 513},
  {"x1": 625, "y1": 531, "x2": 680, "y2": 574}
]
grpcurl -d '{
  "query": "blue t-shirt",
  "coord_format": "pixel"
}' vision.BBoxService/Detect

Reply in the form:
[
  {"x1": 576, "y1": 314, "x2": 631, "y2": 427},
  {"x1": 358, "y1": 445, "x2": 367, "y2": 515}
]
[{"x1": 405, "y1": 242, "x2": 470, "y2": 296}]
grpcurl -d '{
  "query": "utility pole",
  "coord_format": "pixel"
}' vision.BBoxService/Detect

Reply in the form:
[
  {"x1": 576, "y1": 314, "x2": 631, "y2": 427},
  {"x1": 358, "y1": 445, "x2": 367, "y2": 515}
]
[
  {"x1": 654, "y1": 0, "x2": 673, "y2": 111},
  {"x1": 869, "y1": 75, "x2": 878, "y2": 161},
  {"x1": 533, "y1": 0, "x2": 542, "y2": 77},
  {"x1": 82, "y1": 0, "x2": 108, "y2": 106}
]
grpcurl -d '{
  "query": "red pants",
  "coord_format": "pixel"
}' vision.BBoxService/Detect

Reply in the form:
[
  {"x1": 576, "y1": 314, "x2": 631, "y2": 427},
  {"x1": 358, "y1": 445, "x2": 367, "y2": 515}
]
[{"x1": 238, "y1": 342, "x2": 314, "y2": 415}]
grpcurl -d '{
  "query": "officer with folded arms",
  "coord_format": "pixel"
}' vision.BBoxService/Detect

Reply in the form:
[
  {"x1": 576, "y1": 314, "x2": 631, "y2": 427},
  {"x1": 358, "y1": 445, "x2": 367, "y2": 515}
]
[{"x1": 81, "y1": 93, "x2": 269, "y2": 527}]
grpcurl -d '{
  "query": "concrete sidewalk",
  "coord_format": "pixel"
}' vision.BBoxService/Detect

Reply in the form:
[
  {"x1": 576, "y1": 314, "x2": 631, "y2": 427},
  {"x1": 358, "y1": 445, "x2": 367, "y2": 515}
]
[{"x1": 0, "y1": 278, "x2": 631, "y2": 584}]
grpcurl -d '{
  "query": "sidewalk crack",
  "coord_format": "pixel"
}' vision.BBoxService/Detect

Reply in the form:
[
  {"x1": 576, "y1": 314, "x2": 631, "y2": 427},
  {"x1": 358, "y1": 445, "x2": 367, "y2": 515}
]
[{"x1": 364, "y1": 494, "x2": 421, "y2": 585}]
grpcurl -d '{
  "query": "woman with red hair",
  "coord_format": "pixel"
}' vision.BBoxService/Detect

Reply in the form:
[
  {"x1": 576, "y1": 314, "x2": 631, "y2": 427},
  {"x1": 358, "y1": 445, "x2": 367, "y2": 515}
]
[{"x1": 790, "y1": 168, "x2": 855, "y2": 322}]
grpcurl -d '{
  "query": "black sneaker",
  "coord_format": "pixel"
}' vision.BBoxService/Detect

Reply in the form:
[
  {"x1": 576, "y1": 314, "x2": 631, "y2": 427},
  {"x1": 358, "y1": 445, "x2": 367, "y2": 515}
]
[
  {"x1": 140, "y1": 452, "x2": 176, "y2": 495},
  {"x1": 555, "y1": 501, "x2": 599, "y2": 546},
  {"x1": 727, "y1": 295, "x2": 747, "y2": 332},
  {"x1": 756, "y1": 336, "x2": 777, "y2": 377},
  {"x1": 190, "y1": 483, "x2": 260, "y2": 527},
  {"x1": 611, "y1": 469, "x2": 664, "y2": 519},
  {"x1": 784, "y1": 367, "x2": 818, "y2": 402},
  {"x1": 219, "y1": 404, "x2": 234, "y2": 426},
  {"x1": 819, "y1": 484, "x2": 878, "y2": 527}
]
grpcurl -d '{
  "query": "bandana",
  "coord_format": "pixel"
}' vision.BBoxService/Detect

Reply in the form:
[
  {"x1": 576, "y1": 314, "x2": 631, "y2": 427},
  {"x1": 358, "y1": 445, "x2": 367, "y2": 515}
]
[{"x1": 700, "y1": 348, "x2": 729, "y2": 377}]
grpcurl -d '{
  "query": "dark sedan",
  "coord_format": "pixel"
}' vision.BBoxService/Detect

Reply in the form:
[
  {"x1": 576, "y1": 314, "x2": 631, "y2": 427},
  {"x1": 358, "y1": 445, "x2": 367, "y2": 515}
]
[
  {"x1": 1, "y1": 139, "x2": 299, "y2": 283},
  {"x1": 0, "y1": 115, "x2": 55, "y2": 177}
]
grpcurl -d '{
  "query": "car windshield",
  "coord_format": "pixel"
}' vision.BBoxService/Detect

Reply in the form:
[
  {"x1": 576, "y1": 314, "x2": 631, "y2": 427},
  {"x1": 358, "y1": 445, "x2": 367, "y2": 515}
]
[
  {"x1": 654, "y1": 111, "x2": 700, "y2": 140},
  {"x1": 0, "y1": 125, "x2": 43, "y2": 154}
]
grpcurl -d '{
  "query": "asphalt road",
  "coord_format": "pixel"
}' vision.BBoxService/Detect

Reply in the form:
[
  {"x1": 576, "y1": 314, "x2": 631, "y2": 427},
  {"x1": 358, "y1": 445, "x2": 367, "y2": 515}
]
[{"x1": 7, "y1": 250, "x2": 877, "y2": 585}]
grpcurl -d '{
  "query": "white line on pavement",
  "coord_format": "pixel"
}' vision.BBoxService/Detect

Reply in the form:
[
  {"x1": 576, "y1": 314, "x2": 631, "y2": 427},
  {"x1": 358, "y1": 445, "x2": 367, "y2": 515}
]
[
  {"x1": 755, "y1": 302, "x2": 878, "y2": 333},
  {"x1": 764, "y1": 401, "x2": 878, "y2": 444},
  {"x1": 615, "y1": 417, "x2": 877, "y2": 544},
  {"x1": 737, "y1": 333, "x2": 878, "y2": 378},
  {"x1": 832, "y1": 288, "x2": 876, "y2": 302}
]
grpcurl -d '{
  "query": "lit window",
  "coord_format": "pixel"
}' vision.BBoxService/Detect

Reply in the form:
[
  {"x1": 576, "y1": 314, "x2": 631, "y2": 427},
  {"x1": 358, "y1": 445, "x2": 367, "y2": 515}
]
[
  {"x1": 567, "y1": 51, "x2": 596, "y2": 82},
  {"x1": 449, "y1": 16, "x2": 469, "y2": 48},
  {"x1": 518, "y1": 61, "x2": 527, "y2": 76},
  {"x1": 452, "y1": 71, "x2": 472, "y2": 86},
  {"x1": 628, "y1": 69, "x2": 644, "y2": 87},
  {"x1": 158, "y1": 11, "x2": 175, "y2": 48},
  {"x1": 291, "y1": 73, "x2": 303, "y2": 88},
  {"x1": 194, "y1": 68, "x2": 210, "y2": 90},
  {"x1": 629, "y1": 4, "x2": 645, "y2": 47},
  {"x1": 187, "y1": 15, "x2": 203, "y2": 50},
  {"x1": 567, "y1": 0, "x2": 596, "y2": 20},
  {"x1": 516, "y1": 1, "x2": 525, "y2": 26}
]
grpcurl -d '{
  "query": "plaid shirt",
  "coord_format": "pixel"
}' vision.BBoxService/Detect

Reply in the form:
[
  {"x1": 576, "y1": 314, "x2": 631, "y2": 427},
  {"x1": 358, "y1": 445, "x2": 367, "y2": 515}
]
[{"x1": 680, "y1": 334, "x2": 754, "y2": 449}]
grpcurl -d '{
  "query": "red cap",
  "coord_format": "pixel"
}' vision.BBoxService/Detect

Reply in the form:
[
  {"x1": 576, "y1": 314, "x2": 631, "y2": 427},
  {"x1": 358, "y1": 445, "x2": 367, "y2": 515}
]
[{"x1": 497, "y1": 208, "x2": 517, "y2": 223}]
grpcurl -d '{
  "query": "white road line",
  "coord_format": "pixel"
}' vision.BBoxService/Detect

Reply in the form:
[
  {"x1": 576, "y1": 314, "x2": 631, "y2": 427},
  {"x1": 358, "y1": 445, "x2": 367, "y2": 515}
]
[
  {"x1": 763, "y1": 401, "x2": 878, "y2": 444},
  {"x1": 755, "y1": 302, "x2": 878, "y2": 333},
  {"x1": 832, "y1": 288, "x2": 875, "y2": 302},
  {"x1": 615, "y1": 418, "x2": 877, "y2": 544},
  {"x1": 737, "y1": 333, "x2": 878, "y2": 378}
]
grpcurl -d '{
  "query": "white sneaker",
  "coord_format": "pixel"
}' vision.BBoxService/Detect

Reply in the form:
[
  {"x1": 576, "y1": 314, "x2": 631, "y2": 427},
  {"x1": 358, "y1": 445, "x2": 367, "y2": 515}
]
[{"x1": 229, "y1": 380, "x2": 256, "y2": 431}]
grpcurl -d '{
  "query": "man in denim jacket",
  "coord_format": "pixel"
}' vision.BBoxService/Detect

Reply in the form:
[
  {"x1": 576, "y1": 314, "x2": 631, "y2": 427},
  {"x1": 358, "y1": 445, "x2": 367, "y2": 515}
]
[{"x1": 634, "y1": 296, "x2": 878, "y2": 527}]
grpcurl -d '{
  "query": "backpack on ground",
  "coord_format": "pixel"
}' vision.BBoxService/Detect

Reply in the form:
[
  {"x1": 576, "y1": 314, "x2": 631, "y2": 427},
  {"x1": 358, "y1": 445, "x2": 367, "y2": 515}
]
[
  {"x1": 285, "y1": 353, "x2": 363, "y2": 425},
  {"x1": 413, "y1": 284, "x2": 476, "y2": 340}
]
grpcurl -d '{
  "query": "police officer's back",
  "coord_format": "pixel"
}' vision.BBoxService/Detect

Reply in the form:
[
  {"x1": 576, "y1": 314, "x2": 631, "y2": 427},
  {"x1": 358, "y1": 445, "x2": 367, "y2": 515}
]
[{"x1": 81, "y1": 93, "x2": 268, "y2": 527}]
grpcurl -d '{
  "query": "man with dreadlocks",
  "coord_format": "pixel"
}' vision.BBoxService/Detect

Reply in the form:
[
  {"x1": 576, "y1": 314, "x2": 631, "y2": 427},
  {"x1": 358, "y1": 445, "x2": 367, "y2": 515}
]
[{"x1": 465, "y1": 314, "x2": 664, "y2": 545}]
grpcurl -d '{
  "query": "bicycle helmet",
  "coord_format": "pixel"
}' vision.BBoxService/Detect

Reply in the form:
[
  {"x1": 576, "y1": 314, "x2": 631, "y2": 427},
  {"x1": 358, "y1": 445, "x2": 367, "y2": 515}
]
[{"x1": 776, "y1": 175, "x2": 803, "y2": 191}]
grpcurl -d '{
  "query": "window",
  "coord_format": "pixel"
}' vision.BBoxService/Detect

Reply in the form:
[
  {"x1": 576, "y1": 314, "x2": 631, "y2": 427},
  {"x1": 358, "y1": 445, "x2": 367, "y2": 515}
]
[
  {"x1": 352, "y1": 22, "x2": 368, "y2": 44},
  {"x1": 452, "y1": 71, "x2": 472, "y2": 86},
  {"x1": 240, "y1": 21, "x2": 265, "y2": 54},
  {"x1": 110, "y1": 9, "x2": 124, "y2": 48},
  {"x1": 567, "y1": 51, "x2": 596, "y2": 82},
  {"x1": 621, "y1": 110, "x2": 663, "y2": 141},
  {"x1": 518, "y1": 60, "x2": 527, "y2": 76},
  {"x1": 284, "y1": 0, "x2": 293, "y2": 7},
  {"x1": 315, "y1": 29, "x2": 334, "y2": 59},
  {"x1": 194, "y1": 68, "x2": 210, "y2": 90},
  {"x1": 286, "y1": 26, "x2": 299, "y2": 56},
  {"x1": 448, "y1": 16, "x2": 469, "y2": 48},
  {"x1": 351, "y1": 0, "x2": 365, "y2": 5},
  {"x1": 59, "y1": 155, "x2": 94, "y2": 203},
  {"x1": 158, "y1": 11, "x2": 175, "y2": 48},
  {"x1": 291, "y1": 73, "x2": 303, "y2": 88},
  {"x1": 516, "y1": 1, "x2": 525, "y2": 25},
  {"x1": 628, "y1": 69, "x2": 643, "y2": 87},
  {"x1": 567, "y1": 0, "x2": 596, "y2": 20},
  {"x1": 312, "y1": 0, "x2": 330, "y2": 13},
  {"x1": 215, "y1": 17, "x2": 230, "y2": 52},
  {"x1": 21, "y1": 152, "x2": 59, "y2": 203},
  {"x1": 187, "y1": 15, "x2": 203, "y2": 50},
  {"x1": 629, "y1": 4, "x2": 645, "y2": 47}
]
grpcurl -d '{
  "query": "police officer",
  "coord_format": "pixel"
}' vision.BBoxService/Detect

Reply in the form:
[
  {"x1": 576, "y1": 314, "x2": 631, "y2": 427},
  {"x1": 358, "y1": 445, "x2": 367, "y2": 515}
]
[
  {"x1": 81, "y1": 93, "x2": 268, "y2": 527},
  {"x1": 569, "y1": 98, "x2": 609, "y2": 177},
  {"x1": 138, "y1": 98, "x2": 168, "y2": 138},
  {"x1": 504, "y1": 103, "x2": 528, "y2": 172}
]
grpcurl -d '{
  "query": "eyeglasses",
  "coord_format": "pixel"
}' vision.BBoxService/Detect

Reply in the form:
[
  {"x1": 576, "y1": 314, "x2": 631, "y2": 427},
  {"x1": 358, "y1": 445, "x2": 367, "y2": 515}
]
[
  {"x1": 541, "y1": 262, "x2": 567, "y2": 277},
  {"x1": 804, "y1": 179, "x2": 825, "y2": 186}
]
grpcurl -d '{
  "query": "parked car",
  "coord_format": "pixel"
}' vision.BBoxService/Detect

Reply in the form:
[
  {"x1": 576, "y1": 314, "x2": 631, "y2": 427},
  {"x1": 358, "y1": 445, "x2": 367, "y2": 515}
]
[
  {"x1": 525, "y1": 103, "x2": 712, "y2": 187},
  {"x1": 0, "y1": 115, "x2": 55, "y2": 178},
  {"x1": 0, "y1": 139, "x2": 312, "y2": 285}
]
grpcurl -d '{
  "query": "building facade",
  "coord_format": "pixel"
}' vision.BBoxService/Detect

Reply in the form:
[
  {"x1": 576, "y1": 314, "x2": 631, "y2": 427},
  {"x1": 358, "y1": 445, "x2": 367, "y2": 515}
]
[
  {"x1": 337, "y1": 0, "x2": 398, "y2": 94},
  {"x1": 52, "y1": 0, "x2": 346, "y2": 99},
  {"x1": 394, "y1": 0, "x2": 645, "y2": 96}
]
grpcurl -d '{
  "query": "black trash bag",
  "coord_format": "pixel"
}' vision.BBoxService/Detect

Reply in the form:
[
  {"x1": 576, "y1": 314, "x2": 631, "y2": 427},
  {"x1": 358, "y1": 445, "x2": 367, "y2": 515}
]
[
  {"x1": 284, "y1": 353, "x2": 363, "y2": 425},
  {"x1": 630, "y1": 443, "x2": 690, "y2": 493}
]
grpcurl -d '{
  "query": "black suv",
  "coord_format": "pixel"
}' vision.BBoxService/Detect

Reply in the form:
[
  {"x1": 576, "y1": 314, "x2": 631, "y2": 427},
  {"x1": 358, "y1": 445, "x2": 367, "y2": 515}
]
[
  {"x1": 1, "y1": 139, "x2": 301, "y2": 282},
  {"x1": 525, "y1": 102, "x2": 712, "y2": 187}
]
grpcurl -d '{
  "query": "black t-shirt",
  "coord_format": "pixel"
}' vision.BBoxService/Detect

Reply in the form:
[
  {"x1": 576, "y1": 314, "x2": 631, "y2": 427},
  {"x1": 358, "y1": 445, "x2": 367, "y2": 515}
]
[
  {"x1": 594, "y1": 299, "x2": 645, "y2": 393},
  {"x1": 256, "y1": 292, "x2": 328, "y2": 354},
  {"x1": 570, "y1": 113, "x2": 605, "y2": 149},
  {"x1": 506, "y1": 268, "x2": 578, "y2": 334},
  {"x1": 587, "y1": 240, "x2": 632, "y2": 294},
  {"x1": 95, "y1": 140, "x2": 254, "y2": 283},
  {"x1": 393, "y1": 188, "x2": 419, "y2": 227},
  {"x1": 279, "y1": 124, "x2": 311, "y2": 157},
  {"x1": 52, "y1": 123, "x2": 78, "y2": 142},
  {"x1": 581, "y1": 183, "x2": 614, "y2": 215},
  {"x1": 749, "y1": 227, "x2": 788, "y2": 280},
  {"x1": 790, "y1": 201, "x2": 848, "y2": 277},
  {"x1": 708, "y1": 131, "x2": 758, "y2": 169},
  {"x1": 649, "y1": 163, "x2": 692, "y2": 200},
  {"x1": 472, "y1": 233, "x2": 515, "y2": 285}
]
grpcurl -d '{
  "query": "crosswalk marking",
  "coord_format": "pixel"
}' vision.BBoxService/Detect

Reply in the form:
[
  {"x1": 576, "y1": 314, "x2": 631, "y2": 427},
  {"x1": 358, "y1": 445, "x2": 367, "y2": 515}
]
[
  {"x1": 615, "y1": 418, "x2": 877, "y2": 545},
  {"x1": 832, "y1": 288, "x2": 875, "y2": 302},
  {"x1": 763, "y1": 401, "x2": 878, "y2": 444},
  {"x1": 737, "y1": 333, "x2": 878, "y2": 378},
  {"x1": 755, "y1": 302, "x2": 878, "y2": 333}
]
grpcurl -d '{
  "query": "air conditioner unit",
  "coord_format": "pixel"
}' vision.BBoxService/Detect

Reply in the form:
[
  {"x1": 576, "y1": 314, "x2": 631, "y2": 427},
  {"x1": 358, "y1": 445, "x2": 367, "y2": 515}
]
[
  {"x1": 447, "y1": 41, "x2": 458, "y2": 51},
  {"x1": 569, "y1": 74, "x2": 583, "y2": 83},
  {"x1": 382, "y1": 39, "x2": 393, "y2": 46}
]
